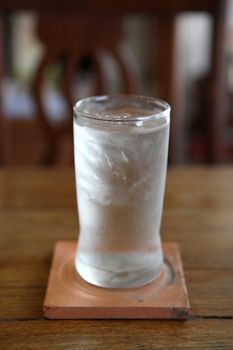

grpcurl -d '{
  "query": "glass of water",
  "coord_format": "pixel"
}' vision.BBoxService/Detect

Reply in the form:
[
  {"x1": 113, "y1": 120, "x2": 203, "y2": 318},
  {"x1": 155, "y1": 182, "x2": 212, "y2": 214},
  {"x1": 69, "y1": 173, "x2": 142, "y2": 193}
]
[{"x1": 73, "y1": 95, "x2": 170, "y2": 288}]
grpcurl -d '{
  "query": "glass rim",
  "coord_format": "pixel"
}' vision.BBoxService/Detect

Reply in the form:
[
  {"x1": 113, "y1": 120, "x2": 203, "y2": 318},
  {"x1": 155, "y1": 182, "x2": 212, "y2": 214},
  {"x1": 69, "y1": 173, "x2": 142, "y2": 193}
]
[{"x1": 73, "y1": 94, "x2": 171, "y2": 123}]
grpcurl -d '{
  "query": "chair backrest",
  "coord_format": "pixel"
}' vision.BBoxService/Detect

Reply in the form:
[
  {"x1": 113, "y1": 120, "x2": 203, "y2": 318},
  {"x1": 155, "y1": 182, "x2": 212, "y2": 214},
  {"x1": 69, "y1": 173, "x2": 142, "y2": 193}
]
[{"x1": 31, "y1": 14, "x2": 139, "y2": 165}]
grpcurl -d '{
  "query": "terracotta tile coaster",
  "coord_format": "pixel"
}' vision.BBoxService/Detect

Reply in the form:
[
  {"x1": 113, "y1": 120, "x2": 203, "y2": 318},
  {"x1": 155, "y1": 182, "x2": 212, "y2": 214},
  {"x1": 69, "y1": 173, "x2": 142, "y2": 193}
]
[{"x1": 43, "y1": 241, "x2": 190, "y2": 319}]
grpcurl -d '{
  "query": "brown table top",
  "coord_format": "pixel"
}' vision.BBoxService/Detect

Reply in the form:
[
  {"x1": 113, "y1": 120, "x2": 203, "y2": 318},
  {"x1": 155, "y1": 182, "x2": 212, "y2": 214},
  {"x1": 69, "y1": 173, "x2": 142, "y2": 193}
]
[{"x1": 0, "y1": 166, "x2": 233, "y2": 349}]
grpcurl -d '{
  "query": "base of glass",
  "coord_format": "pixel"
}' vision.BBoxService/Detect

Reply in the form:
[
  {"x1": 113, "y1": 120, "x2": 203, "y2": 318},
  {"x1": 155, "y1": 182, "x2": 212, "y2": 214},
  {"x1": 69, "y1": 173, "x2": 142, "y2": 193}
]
[{"x1": 75, "y1": 253, "x2": 163, "y2": 289}]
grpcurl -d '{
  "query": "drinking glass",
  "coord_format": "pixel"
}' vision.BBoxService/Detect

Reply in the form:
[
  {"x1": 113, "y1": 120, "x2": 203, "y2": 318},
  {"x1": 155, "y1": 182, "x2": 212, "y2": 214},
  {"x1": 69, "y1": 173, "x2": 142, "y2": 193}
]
[{"x1": 73, "y1": 95, "x2": 170, "y2": 288}]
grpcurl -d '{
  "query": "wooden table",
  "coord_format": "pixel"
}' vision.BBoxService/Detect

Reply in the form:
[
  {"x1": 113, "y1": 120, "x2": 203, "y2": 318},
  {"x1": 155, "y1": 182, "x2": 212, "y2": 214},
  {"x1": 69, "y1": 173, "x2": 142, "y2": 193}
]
[{"x1": 0, "y1": 167, "x2": 233, "y2": 348}]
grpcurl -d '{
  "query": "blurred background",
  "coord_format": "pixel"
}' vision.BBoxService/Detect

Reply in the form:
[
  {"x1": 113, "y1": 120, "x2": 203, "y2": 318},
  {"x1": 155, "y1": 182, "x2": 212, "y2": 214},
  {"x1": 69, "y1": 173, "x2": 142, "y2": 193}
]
[{"x1": 0, "y1": 0, "x2": 233, "y2": 166}]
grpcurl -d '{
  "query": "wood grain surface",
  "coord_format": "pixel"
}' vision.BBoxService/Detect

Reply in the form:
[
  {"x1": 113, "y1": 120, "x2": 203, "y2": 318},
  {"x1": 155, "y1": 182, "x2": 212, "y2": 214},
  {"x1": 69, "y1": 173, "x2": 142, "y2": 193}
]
[{"x1": 0, "y1": 167, "x2": 233, "y2": 348}]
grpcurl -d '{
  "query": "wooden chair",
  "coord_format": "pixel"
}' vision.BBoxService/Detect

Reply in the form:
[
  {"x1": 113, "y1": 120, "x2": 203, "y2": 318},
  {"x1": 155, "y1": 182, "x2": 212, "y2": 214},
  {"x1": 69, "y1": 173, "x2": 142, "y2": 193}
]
[
  {"x1": 1, "y1": 14, "x2": 177, "y2": 165},
  {"x1": 0, "y1": 1, "x2": 229, "y2": 164}
]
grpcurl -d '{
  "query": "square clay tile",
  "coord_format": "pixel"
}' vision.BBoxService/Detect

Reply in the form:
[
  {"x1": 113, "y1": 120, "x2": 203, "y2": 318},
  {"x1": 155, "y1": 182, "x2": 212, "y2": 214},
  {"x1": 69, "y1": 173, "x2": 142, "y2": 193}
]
[{"x1": 43, "y1": 241, "x2": 190, "y2": 319}]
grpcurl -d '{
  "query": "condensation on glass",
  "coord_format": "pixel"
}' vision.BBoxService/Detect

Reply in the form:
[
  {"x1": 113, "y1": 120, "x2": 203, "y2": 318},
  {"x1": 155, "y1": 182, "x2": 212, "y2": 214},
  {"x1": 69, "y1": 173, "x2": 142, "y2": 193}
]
[{"x1": 73, "y1": 95, "x2": 170, "y2": 288}]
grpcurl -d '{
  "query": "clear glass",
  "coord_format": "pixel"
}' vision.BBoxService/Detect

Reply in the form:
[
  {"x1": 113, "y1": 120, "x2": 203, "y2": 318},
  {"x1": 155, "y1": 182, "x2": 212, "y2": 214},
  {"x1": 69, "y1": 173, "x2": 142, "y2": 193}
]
[{"x1": 73, "y1": 95, "x2": 170, "y2": 288}]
